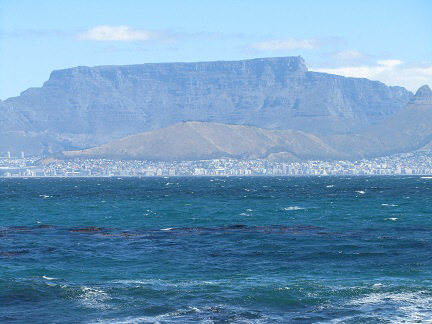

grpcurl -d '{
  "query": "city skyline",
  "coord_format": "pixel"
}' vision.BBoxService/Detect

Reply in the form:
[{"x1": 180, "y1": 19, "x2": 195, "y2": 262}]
[{"x1": 2, "y1": 150, "x2": 432, "y2": 177}]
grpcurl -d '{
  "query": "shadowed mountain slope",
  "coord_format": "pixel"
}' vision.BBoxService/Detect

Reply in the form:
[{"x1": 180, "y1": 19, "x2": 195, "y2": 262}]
[{"x1": 325, "y1": 85, "x2": 432, "y2": 158}]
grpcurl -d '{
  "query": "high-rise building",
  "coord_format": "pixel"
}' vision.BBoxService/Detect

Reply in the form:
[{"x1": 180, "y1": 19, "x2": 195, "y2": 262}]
[
  {"x1": 7, "y1": 151, "x2": 11, "y2": 158},
  {"x1": 21, "y1": 151, "x2": 25, "y2": 159}
]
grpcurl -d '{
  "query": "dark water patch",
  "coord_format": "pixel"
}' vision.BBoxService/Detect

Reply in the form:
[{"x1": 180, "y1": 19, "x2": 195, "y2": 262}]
[
  {"x1": 1, "y1": 224, "x2": 57, "y2": 231},
  {"x1": 0, "y1": 224, "x2": 334, "y2": 238},
  {"x1": 0, "y1": 249, "x2": 31, "y2": 257},
  {"x1": 34, "y1": 224, "x2": 57, "y2": 229},
  {"x1": 8, "y1": 226, "x2": 33, "y2": 231},
  {"x1": 69, "y1": 226, "x2": 107, "y2": 233},
  {"x1": 159, "y1": 224, "x2": 328, "y2": 236}
]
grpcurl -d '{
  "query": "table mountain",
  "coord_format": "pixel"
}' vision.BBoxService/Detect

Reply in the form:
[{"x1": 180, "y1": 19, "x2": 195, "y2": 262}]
[{"x1": 0, "y1": 56, "x2": 412, "y2": 156}]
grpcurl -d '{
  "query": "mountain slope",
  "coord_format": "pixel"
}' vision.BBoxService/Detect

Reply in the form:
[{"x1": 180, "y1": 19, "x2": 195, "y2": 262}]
[
  {"x1": 1, "y1": 56, "x2": 412, "y2": 155},
  {"x1": 62, "y1": 122, "x2": 348, "y2": 161},
  {"x1": 325, "y1": 85, "x2": 432, "y2": 158},
  {"x1": 62, "y1": 85, "x2": 432, "y2": 162}
]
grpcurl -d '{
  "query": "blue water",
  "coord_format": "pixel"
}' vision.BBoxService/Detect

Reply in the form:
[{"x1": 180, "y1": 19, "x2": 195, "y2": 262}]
[{"x1": 1, "y1": 176, "x2": 432, "y2": 323}]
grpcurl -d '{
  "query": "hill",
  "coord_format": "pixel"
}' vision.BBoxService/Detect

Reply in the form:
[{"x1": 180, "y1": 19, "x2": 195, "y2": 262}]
[{"x1": 62, "y1": 121, "x2": 347, "y2": 161}]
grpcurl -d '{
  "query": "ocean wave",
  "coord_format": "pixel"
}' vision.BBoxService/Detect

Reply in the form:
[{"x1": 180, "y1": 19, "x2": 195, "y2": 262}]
[
  {"x1": 333, "y1": 291, "x2": 432, "y2": 323},
  {"x1": 78, "y1": 286, "x2": 112, "y2": 310},
  {"x1": 282, "y1": 206, "x2": 308, "y2": 211},
  {"x1": 89, "y1": 304, "x2": 275, "y2": 323},
  {"x1": 111, "y1": 278, "x2": 230, "y2": 288}
]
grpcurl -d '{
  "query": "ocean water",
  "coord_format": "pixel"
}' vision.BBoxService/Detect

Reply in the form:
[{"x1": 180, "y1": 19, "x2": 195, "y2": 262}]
[{"x1": 1, "y1": 176, "x2": 432, "y2": 323}]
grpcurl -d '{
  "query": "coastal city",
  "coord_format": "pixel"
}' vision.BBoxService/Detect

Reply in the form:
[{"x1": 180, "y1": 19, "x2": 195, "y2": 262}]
[{"x1": 1, "y1": 150, "x2": 432, "y2": 177}]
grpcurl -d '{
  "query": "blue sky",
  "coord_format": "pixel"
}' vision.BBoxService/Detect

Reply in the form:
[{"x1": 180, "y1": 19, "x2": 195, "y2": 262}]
[{"x1": 0, "y1": 0, "x2": 431, "y2": 99}]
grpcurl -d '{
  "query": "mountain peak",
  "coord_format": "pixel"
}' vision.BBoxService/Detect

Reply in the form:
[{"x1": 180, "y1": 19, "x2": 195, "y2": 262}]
[{"x1": 414, "y1": 85, "x2": 432, "y2": 99}]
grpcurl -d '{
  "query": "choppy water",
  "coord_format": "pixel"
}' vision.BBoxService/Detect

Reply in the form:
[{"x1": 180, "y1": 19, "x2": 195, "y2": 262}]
[{"x1": 1, "y1": 176, "x2": 432, "y2": 323}]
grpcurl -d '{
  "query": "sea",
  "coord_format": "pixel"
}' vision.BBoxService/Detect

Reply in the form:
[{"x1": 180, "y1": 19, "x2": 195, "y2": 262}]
[{"x1": 1, "y1": 176, "x2": 432, "y2": 323}]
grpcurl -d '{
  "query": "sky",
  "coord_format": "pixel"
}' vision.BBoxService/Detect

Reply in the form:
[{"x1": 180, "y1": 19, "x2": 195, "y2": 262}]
[{"x1": 0, "y1": 0, "x2": 431, "y2": 99}]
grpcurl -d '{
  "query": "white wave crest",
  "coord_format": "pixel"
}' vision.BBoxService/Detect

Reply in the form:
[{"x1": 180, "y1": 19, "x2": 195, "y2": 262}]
[
  {"x1": 78, "y1": 286, "x2": 111, "y2": 310},
  {"x1": 334, "y1": 291, "x2": 432, "y2": 323},
  {"x1": 283, "y1": 206, "x2": 307, "y2": 211}
]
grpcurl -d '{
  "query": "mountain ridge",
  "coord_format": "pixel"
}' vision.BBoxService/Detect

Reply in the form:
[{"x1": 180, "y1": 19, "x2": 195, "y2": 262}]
[{"x1": 0, "y1": 56, "x2": 413, "y2": 156}]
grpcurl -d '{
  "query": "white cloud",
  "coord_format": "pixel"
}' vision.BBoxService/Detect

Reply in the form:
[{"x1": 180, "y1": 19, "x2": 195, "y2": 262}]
[
  {"x1": 322, "y1": 50, "x2": 373, "y2": 67},
  {"x1": 77, "y1": 26, "x2": 168, "y2": 42},
  {"x1": 249, "y1": 38, "x2": 324, "y2": 51},
  {"x1": 376, "y1": 59, "x2": 403, "y2": 67},
  {"x1": 313, "y1": 60, "x2": 432, "y2": 92},
  {"x1": 332, "y1": 50, "x2": 366, "y2": 60}
]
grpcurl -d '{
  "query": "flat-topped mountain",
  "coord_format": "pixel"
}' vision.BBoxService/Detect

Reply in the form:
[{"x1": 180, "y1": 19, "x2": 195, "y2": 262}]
[{"x1": 0, "y1": 56, "x2": 412, "y2": 155}]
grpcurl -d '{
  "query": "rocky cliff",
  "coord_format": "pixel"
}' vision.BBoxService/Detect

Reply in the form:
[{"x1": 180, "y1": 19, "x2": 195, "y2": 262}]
[{"x1": 0, "y1": 56, "x2": 412, "y2": 155}]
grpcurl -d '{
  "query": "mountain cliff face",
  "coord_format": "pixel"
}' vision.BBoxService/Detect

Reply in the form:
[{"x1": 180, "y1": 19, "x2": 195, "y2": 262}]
[{"x1": 0, "y1": 56, "x2": 412, "y2": 155}]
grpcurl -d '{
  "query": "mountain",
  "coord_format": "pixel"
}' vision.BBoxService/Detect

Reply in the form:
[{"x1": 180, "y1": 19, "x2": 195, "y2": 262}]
[
  {"x1": 62, "y1": 121, "x2": 348, "y2": 161},
  {"x1": 62, "y1": 85, "x2": 432, "y2": 162},
  {"x1": 368, "y1": 84, "x2": 432, "y2": 153},
  {"x1": 1, "y1": 56, "x2": 412, "y2": 156},
  {"x1": 325, "y1": 85, "x2": 432, "y2": 158}
]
